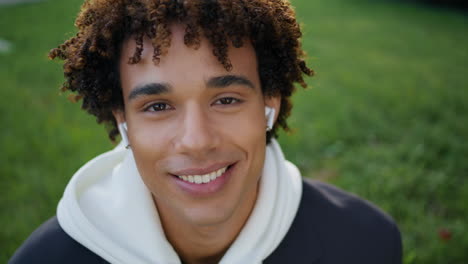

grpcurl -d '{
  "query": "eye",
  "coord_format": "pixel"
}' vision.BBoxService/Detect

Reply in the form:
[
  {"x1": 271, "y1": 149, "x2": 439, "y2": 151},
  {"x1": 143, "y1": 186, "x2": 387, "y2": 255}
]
[
  {"x1": 214, "y1": 97, "x2": 241, "y2": 105},
  {"x1": 145, "y1": 102, "x2": 172, "y2": 112}
]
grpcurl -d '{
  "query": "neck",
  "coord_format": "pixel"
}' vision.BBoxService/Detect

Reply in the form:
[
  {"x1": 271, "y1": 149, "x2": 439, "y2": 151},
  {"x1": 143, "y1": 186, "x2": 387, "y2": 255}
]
[{"x1": 154, "y1": 185, "x2": 259, "y2": 264}]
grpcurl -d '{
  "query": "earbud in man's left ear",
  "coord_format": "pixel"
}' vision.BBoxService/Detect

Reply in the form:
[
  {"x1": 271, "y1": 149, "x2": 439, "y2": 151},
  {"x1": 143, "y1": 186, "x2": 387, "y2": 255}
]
[
  {"x1": 117, "y1": 122, "x2": 130, "y2": 149},
  {"x1": 265, "y1": 106, "x2": 275, "y2": 131}
]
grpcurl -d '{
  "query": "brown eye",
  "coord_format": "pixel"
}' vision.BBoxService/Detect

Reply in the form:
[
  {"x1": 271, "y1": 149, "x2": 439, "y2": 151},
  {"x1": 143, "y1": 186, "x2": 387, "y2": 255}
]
[
  {"x1": 148, "y1": 103, "x2": 169, "y2": 112},
  {"x1": 216, "y1": 97, "x2": 239, "y2": 105}
]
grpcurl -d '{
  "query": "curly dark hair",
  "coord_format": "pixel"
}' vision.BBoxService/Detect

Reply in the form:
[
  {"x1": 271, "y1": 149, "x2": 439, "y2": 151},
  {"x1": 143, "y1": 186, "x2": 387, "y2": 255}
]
[{"x1": 49, "y1": 0, "x2": 313, "y2": 142}]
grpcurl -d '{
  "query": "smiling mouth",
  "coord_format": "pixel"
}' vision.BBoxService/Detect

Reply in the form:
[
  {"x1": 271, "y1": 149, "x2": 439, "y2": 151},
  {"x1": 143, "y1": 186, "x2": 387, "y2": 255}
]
[{"x1": 176, "y1": 165, "x2": 232, "y2": 184}]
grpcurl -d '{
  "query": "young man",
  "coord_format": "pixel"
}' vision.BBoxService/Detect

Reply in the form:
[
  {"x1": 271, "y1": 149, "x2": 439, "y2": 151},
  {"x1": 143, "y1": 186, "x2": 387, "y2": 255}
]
[{"x1": 10, "y1": 0, "x2": 402, "y2": 263}]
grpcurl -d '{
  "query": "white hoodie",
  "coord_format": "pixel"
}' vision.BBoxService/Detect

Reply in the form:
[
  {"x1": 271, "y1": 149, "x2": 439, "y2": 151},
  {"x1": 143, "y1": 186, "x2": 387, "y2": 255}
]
[{"x1": 57, "y1": 139, "x2": 302, "y2": 264}]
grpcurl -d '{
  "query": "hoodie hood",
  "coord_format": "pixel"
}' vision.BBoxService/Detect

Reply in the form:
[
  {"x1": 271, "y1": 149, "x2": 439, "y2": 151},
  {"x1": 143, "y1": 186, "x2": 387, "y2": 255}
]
[{"x1": 57, "y1": 139, "x2": 302, "y2": 264}]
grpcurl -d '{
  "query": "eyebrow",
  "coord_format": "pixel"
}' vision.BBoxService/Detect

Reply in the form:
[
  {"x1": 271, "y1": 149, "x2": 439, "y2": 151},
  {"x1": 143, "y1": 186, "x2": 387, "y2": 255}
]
[
  {"x1": 206, "y1": 75, "x2": 255, "y2": 90},
  {"x1": 127, "y1": 75, "x2": 254, "y2": 101},
  {"x1": 128, "y1": 83, "x2": 172, "y2": 101}
]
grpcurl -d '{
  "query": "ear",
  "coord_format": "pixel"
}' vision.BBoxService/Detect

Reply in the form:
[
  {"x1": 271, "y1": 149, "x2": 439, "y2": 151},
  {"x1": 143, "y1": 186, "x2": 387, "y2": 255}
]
[
  {"x1": 112, "y1": 110, "x2": 126, "y2": 124},
  {"x1": 264, "y1": 95, "x2": 281, "y2": 125},
  {"x1": 113, "y1": 110, "x2": 130, "y2": 147}
]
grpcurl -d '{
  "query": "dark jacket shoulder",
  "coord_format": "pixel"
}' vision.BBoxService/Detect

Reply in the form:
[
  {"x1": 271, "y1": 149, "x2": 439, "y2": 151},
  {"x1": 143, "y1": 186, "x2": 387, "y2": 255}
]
[
  {"x1": 9, "y1": 216, "x2": 107, "y2": 264},
  {"x1": 265, "y1": 179, "x2": 402, "y2": 264}
]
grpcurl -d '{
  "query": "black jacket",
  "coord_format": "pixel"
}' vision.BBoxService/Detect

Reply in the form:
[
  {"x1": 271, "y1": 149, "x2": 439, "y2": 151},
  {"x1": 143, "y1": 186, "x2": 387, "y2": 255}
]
[{"x1": 10, "y1": 179, "x2": 402, "y2": 264}]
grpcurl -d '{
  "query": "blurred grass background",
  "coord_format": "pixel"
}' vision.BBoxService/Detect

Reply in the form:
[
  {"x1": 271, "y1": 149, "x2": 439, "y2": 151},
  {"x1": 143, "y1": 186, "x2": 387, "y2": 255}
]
[{"x1": 1, "y1": 0, "x2": 467, "y2": 263}]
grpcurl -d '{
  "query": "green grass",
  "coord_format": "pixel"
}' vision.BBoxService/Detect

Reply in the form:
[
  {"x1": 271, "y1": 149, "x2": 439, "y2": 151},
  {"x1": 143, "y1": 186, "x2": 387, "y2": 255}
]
[{"x1": 1, "y1": 0, "x2": 467, "y2": 263}]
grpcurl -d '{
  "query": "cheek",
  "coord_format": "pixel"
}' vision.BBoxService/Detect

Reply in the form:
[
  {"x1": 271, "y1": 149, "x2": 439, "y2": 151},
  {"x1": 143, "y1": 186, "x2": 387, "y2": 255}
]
[
  {"x1": 229, "y1": 115, "x2": 266, "y2": 195},
  {"x1": 128, "y1": 122, "x2": 174, "y2": 178},
  {"x1": 221, "y1": 108, "x2": 267, "y2": 166},
  {"x1": 227, "y1": 107, "x2": 266, "y2": 146}
]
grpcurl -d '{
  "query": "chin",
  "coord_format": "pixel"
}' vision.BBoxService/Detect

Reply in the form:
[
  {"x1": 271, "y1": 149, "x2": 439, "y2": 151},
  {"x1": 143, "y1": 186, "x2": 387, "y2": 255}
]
[{"x1": 186, "y1": 209, "x2": 232, "y2": 227}]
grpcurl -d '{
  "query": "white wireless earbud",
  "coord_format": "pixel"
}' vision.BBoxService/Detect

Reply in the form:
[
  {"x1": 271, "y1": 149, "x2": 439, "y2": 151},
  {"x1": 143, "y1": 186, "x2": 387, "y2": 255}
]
[
  {"x1": 265, "y1": 106, "x2": 275, "y2": 131},
  {"x1": 118, "y1": 122, "x2": 130, "y2": 149}
]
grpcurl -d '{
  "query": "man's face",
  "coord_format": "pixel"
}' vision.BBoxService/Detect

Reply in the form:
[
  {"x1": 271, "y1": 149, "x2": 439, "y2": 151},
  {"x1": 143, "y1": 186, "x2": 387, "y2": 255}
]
[{"x1": 115, "y1": 24, "x2": 279, "y2": 227}]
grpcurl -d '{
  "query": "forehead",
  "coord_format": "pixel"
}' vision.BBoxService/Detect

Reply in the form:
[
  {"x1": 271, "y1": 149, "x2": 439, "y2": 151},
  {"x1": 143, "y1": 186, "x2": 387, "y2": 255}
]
[{"x1": 119, "y1": 24, "x2": 259, "y2": 92}]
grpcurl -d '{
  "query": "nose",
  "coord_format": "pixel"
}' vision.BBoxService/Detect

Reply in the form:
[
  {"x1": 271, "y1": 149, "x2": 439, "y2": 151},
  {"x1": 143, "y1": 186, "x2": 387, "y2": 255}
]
[{"x1": 174, "y1": 106, "x2": 220, "y2": 155}]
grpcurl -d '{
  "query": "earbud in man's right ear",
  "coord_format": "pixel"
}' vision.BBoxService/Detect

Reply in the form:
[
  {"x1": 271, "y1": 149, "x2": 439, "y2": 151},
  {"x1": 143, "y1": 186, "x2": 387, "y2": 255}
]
[
  {"x1": 118, "y1": 122, "x2": 130, "y2": 149},
  {"x1": 265, "y1": 106, "x2": 275, "y2": 131}
]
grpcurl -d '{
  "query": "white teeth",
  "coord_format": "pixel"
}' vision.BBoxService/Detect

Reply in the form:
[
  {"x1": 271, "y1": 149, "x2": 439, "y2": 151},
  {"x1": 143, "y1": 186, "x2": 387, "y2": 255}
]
[
  {"x1": 202, "y1": 175, "x2": 210, "y2": 183},
  {"x1": 210, "y1": 172, "x2": 217, "y2": 180},
  {"x1": 177, "y1": 166, "x2": 228, "y2": 184},
  {"x1": 194, "y1": 175, "x2": 202, "y2": 184}
]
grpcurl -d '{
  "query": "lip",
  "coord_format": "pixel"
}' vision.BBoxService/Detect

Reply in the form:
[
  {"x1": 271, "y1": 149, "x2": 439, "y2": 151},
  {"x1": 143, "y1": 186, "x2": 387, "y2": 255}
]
[
  {"x1": 171, "y1": 162, "x2": 233, "y2": 176},
  {"x1": 172, "y1": 162, "x2": 237, "y2": 196}
]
